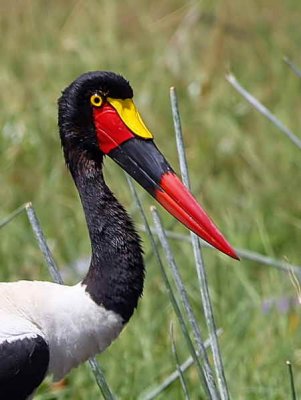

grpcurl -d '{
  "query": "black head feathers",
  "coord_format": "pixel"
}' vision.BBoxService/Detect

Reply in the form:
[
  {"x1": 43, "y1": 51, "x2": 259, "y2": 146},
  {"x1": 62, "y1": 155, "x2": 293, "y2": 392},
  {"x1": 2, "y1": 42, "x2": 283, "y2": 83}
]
[{"x1": 58, "y1": 71, "x2": 133, "y2": 169}]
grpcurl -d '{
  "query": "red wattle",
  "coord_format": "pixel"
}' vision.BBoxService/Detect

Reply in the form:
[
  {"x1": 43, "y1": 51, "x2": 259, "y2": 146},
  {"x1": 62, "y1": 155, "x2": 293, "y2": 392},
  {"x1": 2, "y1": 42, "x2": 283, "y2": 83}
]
[{"x1": 93, "y1": 103, "x2": 134, "y2": 154}]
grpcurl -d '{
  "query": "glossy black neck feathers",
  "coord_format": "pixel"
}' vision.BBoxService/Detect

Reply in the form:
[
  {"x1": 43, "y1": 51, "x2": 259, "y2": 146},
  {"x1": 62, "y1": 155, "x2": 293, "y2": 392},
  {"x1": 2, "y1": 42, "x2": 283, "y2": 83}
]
[
  {"x1": 58, "y1": 71, "x2": 144, "y2": 323},
  {"x1": 69, "y1": 151, "x2": 144, "y2": 323}
]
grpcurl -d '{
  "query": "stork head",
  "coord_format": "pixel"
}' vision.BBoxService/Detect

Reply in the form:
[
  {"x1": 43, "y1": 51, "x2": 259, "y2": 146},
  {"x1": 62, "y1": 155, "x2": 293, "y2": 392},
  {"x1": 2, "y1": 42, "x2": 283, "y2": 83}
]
[{"x1": 58, "y1": 71, "x2": 238, "y2": 260}]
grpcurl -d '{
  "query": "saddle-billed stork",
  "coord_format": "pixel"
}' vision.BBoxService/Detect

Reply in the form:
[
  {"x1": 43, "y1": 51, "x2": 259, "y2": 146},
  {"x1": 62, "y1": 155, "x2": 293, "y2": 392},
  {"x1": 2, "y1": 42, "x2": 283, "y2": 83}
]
[{"x1": 0, "y1": 71, "x2": 238, "y2": 399}]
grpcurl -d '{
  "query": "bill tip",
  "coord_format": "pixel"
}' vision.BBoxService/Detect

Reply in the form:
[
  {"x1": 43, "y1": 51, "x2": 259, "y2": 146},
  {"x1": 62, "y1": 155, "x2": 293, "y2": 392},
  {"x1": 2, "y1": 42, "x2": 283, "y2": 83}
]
[{"x1": 229, "y1": 250, "x2": 240, "y2": 261}]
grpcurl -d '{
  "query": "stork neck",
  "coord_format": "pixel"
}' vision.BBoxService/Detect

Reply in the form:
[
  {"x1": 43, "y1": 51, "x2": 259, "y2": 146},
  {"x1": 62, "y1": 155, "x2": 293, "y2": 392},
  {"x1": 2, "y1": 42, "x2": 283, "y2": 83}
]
[{"x1": 69, "y1": 154, "x2": 144, "y2": 323}]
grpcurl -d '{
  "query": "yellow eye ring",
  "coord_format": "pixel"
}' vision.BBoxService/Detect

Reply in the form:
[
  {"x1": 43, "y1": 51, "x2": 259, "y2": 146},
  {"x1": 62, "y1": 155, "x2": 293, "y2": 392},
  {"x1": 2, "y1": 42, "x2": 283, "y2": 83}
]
[{"x1": 90, "y1": 94, "x2": 103, "y2": 107}]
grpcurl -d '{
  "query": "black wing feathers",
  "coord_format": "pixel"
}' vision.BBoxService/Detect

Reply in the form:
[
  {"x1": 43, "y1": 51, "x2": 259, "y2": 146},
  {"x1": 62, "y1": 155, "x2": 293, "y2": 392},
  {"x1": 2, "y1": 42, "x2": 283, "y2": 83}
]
[{"x1": 0, "y1": 335, "x2": 49, "y2": 400}]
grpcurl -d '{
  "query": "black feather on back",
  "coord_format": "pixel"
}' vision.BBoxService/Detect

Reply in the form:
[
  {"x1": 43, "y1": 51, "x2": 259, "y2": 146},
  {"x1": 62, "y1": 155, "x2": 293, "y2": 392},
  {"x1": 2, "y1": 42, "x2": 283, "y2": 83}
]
[{"x1": 0, "y1": 335, "x2": 49, "y2": 400}]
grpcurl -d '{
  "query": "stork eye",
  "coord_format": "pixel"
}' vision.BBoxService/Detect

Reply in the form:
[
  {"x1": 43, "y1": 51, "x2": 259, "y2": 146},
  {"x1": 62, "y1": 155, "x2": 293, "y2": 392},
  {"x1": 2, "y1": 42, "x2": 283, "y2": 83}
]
[{"x1": 90, "y1": 94, "x2": 103, "y2": 107}]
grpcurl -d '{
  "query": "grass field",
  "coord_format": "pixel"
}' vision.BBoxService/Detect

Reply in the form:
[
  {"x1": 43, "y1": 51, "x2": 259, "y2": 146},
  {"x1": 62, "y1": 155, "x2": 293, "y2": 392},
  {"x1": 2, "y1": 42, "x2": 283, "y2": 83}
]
[{"x1": 0, "y1": 1, "x2": 301, "y2": 399}]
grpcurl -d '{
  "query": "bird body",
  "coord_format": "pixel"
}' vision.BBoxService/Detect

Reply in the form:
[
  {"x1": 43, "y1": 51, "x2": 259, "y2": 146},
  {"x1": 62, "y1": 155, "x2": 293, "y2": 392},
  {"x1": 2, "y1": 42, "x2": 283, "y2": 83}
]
[
  {"x1": 0, "y1": 71, "x2": 238, "y2": 399},
  {"x1": 0, "y1": 281, "x2": 123, "y2": 381}
]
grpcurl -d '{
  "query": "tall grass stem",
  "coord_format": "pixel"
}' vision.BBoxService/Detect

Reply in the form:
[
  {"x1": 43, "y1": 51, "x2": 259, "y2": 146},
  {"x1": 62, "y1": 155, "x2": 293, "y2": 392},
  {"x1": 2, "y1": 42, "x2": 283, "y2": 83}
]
[
  {"x1": 126, "y1": 176, "x2": 212, "y2": 399},
  {"x1": 151, "y1": 208, "x2": 219, "y2": 400},
  {"x1": 286, "y1": 361, "x2": 297, "y2": 400},
  {"x1": 226, "y1": 74, "x2": 301, "y2": 150},
  {"x1": 170, "y1": 322, "x2": 191, "y2": 400},
  {"x1": 170, "y1": 87, "x2": 230, "y2": 400},
  {"x1": 24, "y1": 203, "x2": 115, "y2": 400},
  {"x1": 283, "y1": 57, "x2": 301, "y2": 78},
  {"x1": 0, "y1": 203, "x2": 28, "y2": 229},
  {"x1": 141, "y1": 330, "x2": 222, "y2": 400},
  {"x1": 137, "y1": 225, "x2": 301, "y2": 276},
  {"x1": 25, "y1": 203, "x2": 64, "y2": 284}
]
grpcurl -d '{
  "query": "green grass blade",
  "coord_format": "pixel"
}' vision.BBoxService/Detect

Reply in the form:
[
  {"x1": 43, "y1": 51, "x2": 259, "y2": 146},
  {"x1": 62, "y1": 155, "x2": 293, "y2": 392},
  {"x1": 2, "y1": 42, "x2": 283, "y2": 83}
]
[
  {"x1": 235, "y1": 248, "x2": 301, "y2": 276},
  {"x1": 0, "y1": 203, "x2": 28, "y2": 229},
  {"x1": 170, "y1": 87, "x2": 230, "y2": 400},
  {"x1": 88, "y1": 358, "x2": 116, "y2": 400},
  {"x1": 150, "y1": 207, "x2": 220, "y2": 400},
  {"x1": 25, "y1": 203, "x2": 64, "y2": 284},
  {"x1": 137, "y1": 224, "x2": 301, "y2": 276},
  {"x1": 283, "y1": 57, "x2": 301, "y2": 78},
  {"x1": 170, "y1": 322, "x2": 191, "y2": 400},
  {"x1": 24, "y1": 203, "x2": 116, "y2": 400},
  {"x1": 286, "y1": 361, "x2": 297, "y2": 400},
  {"x1": 126, "y1": 176, "x2": 213, "y2": 399},
  {"x1": 141, "y1": 330, "x2": 222, "y2": 400},
  {"x1": 226, "y1": 73, "x2": 301, "y2": 150}
]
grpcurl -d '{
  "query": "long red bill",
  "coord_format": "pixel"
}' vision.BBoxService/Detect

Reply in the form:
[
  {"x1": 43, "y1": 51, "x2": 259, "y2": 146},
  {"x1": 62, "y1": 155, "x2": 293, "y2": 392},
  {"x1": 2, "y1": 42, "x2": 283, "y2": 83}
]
[
  {"x1": 93, "y1": 101, "x2": 238, "y2": 260},
  {"x1": 107, "y1": 137, "x2": 239, "y2": 260},
  {"x1": 155, "y1": 172, "x2": 239, "y2": 259}
]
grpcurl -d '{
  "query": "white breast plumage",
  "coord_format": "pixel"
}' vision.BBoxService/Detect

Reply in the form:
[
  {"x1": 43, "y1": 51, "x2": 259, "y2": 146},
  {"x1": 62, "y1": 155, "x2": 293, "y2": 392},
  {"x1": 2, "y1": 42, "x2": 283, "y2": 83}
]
[{"x1": 0, "y1": 281, "x2": 123, "y2": 380}]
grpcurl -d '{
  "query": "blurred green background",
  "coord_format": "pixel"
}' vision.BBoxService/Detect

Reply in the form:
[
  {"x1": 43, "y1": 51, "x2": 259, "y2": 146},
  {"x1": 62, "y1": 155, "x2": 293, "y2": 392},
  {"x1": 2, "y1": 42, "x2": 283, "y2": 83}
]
[{"x1": 0, "y1": 1, "x2": 300, "y2": 399}]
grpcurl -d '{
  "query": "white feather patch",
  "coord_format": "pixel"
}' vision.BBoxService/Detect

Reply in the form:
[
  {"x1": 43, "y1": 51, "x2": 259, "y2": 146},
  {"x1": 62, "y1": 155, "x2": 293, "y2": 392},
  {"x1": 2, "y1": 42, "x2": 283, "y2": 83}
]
[
  {"x1": 0, "y1": 281, "x2": 124, "y2": 380},
  {"x1": 0, "y1": 314, "x2": 41, "y2": 344}
]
